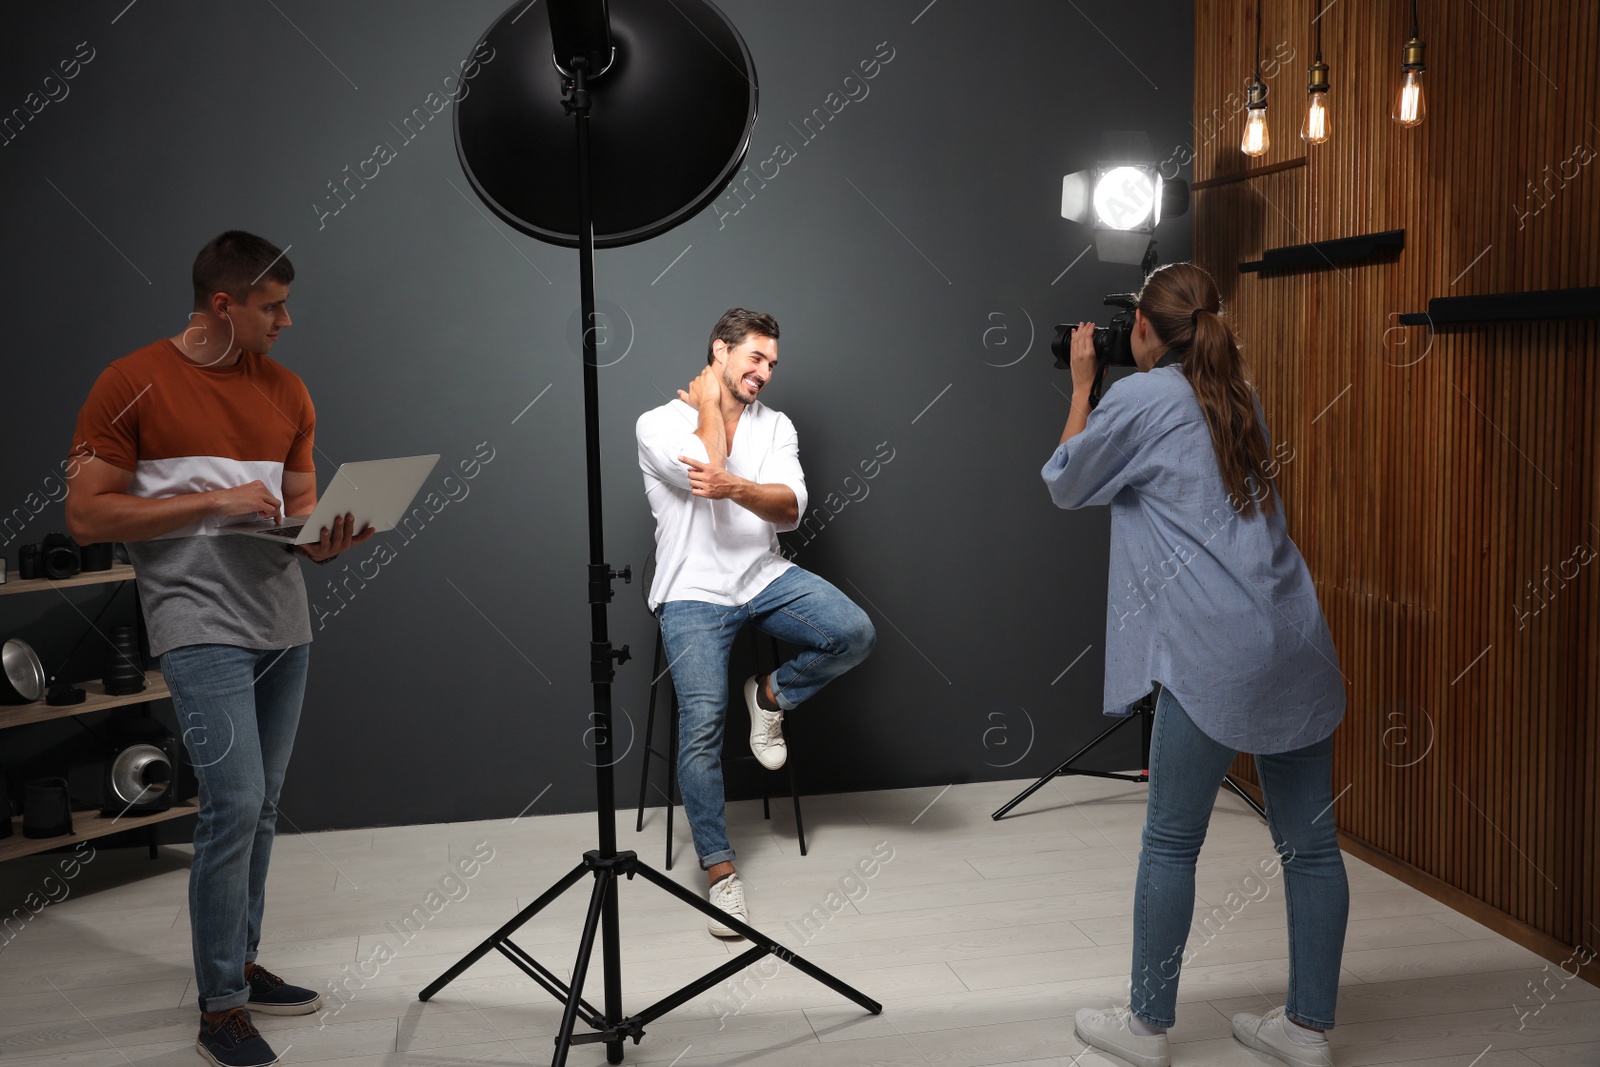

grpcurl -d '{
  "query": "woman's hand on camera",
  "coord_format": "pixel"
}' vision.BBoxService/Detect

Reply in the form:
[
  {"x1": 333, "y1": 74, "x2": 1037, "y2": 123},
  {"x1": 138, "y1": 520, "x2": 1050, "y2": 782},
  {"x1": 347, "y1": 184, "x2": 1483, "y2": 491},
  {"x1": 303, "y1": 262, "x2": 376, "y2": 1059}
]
[{"x1": 1071, "y1": 322, "x2": 1099, "y2": 394}]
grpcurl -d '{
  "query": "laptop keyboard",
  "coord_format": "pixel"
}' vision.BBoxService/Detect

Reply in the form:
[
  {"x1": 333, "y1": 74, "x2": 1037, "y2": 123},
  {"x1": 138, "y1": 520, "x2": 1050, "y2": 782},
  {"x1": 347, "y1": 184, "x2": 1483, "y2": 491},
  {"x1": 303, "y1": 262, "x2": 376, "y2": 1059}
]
[{"x1": 260, "y1": 525, "x2": 306, "y2": 539}]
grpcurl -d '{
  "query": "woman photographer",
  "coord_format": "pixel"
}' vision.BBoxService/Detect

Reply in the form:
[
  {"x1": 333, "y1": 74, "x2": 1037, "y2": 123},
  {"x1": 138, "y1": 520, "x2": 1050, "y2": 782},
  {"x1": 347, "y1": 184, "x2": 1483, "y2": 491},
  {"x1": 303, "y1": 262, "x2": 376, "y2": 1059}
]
[{"x1": 1042, "y1": 263, "x2": 1347, "y2": 1067}]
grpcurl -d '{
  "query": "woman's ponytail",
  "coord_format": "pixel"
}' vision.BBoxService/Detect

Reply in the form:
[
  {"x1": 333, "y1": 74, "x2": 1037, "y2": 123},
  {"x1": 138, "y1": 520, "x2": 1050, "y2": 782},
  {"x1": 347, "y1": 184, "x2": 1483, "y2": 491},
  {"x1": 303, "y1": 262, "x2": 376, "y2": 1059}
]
[{"x1": 1137, "y1": 264, "x2": 1276, "y2": 518}]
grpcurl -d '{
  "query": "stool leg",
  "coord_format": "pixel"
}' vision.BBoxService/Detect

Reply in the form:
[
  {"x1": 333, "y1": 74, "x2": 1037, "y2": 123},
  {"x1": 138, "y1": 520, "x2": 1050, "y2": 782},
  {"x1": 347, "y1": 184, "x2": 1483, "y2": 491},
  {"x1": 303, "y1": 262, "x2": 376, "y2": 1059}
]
[
  {"x1": 666, "y1": 693, "x2": 679, "y2": 871},
  {"x1": 789, "y1": 748, "x2": 806, "y2": 856},
  {"x1": 636, "y1": 635, "x2": 666, "y2": 833},
  {"x1": 765, "y1": 633, "x2": 807, "y2": 855}
]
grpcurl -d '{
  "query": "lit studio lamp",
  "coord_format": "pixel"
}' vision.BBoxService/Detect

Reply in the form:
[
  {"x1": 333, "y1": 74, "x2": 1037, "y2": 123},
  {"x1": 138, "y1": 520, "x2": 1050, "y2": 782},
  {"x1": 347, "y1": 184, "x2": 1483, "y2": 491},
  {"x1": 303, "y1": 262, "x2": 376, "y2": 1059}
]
[{"x1": 1060, "y1": 136, "x2": 1190, "y2": 269}]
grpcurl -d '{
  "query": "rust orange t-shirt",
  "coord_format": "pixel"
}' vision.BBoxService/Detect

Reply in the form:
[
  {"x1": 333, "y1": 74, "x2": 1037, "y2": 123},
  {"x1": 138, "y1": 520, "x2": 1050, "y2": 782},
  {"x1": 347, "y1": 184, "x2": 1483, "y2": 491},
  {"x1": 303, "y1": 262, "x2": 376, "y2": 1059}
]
[{"x1": 72, "y1": 339, "x2": 317, "y2": 656}]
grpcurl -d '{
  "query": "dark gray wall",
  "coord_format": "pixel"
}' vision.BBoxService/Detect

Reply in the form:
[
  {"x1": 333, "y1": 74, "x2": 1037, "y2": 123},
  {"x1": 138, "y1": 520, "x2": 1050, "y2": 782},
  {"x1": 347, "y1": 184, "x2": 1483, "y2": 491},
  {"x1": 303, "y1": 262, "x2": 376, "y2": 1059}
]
[{"x1": 0, "y1": 1, "x2": 1193, "y2": 832}]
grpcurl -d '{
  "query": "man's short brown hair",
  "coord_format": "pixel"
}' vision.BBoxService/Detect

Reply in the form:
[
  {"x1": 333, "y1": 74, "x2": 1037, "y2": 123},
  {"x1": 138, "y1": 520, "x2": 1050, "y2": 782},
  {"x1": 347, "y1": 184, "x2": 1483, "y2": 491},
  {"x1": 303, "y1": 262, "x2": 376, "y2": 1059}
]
[
  {"x1": 707, "y1": 308, "x2": 779, "y2": 365},
  {"x1": 193, "y1": 230, "x2": 293, "y2": 308}
]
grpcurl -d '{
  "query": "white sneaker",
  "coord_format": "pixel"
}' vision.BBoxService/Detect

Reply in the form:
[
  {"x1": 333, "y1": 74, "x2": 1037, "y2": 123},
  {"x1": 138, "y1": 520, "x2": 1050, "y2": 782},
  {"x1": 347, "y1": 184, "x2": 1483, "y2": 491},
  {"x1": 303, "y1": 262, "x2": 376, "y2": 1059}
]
[
  {"x1": 744, "y1": 675, "x2": 787, "y2": 770},
  {"x1": 1073, "y1": 1007, "x2": 1170, "y2": 1067},
  {"x1": 707, "y1": 872, "x2": 748, "y2": 939},
  {"x1": 1232, "y1": 1008, "x2": 1333, "y2": 1067}
]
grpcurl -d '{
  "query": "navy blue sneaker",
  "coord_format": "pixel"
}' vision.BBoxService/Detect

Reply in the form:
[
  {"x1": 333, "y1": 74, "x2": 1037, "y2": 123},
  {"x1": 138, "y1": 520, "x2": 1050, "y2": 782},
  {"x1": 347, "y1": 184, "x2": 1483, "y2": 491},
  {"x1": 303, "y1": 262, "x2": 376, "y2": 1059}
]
[
  {"x1": 245, "y1": 963, "x2": 322, "y2": 1016},
  {"x1": 196, "y1": 1008, "x2": 278, "y2": 1067}
]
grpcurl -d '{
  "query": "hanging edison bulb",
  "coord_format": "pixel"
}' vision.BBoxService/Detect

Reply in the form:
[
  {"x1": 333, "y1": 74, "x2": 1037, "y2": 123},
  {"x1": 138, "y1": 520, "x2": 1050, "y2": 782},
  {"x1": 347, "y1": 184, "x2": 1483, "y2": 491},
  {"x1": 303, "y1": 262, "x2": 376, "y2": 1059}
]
[
  {"x1": 1302, "y1": 60, "x2": 1330, "y2": 144},
  {"x1": 1241, "y1": 80, "x2": 1270, "y2": 157},
  {"x1": 1393, "y1": 3, "x2": 1427, "y2": 127},
  {"x1": 1393, "y1": 63, "x2": 1425, "y2": 126}
]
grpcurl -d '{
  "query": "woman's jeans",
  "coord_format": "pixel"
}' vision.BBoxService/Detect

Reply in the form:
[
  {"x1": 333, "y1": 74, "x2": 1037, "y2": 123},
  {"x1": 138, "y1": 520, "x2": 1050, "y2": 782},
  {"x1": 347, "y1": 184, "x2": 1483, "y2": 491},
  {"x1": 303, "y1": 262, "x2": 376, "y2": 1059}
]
[
  {"x1": 657, "y1": 567, "x2": 875, "y2": 868},
  {"x1": 162, "y1": 643, "x2": 310, "y2": 1012},
  {"x1": 1130, "y1": 687, "x2": 1348, "y2": 1030}
]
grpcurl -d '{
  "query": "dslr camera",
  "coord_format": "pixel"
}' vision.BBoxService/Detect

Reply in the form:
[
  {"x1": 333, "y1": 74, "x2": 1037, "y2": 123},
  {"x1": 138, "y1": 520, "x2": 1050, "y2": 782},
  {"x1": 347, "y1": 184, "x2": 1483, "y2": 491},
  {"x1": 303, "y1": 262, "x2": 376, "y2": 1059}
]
[
  {"x1": 18, "y1": 533, "x2": 82, "y2": 581},
  {"x1": 1053, "y1": 294, "x2": 1140, "y2": 371}
]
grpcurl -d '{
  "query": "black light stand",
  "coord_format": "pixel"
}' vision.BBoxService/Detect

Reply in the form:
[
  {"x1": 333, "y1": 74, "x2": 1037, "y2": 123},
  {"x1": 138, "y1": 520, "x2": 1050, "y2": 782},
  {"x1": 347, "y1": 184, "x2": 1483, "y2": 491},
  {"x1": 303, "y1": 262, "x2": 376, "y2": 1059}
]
[
  {"x1": 991, "y1": 688, "x2": 1269, "y2": 821},
  {"x1": 419, "y1": 10, "x2": 880, "y2": 1064}
]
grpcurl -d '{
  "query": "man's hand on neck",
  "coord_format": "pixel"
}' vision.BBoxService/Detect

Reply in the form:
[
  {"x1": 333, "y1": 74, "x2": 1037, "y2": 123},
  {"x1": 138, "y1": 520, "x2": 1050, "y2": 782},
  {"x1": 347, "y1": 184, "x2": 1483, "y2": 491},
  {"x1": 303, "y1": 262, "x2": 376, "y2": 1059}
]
[{"x1": 681, "y1": 364, "x2": 736, "y2": 468}]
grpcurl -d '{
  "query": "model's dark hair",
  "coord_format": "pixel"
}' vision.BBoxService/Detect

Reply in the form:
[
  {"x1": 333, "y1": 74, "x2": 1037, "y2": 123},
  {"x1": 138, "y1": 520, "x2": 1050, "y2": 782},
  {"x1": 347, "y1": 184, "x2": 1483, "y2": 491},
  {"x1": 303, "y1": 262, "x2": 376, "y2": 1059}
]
[
  {"x1": 1136, "y1": 262, "x2": 1275, "y2": 518},
  {"x1": 707, "y1": 307, "x2": 779, "y2": 365},
  {"x1": 193, "y1": 230, "x2": 294, "y2": 308}
]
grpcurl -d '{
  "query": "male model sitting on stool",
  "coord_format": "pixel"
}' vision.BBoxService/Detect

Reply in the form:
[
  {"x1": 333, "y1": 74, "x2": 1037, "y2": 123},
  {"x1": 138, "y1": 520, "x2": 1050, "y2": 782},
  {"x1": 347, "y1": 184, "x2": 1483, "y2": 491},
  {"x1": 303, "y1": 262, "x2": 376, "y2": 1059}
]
[{"x1": 636, "y1": 308, "x2": 875, "y2": 937}]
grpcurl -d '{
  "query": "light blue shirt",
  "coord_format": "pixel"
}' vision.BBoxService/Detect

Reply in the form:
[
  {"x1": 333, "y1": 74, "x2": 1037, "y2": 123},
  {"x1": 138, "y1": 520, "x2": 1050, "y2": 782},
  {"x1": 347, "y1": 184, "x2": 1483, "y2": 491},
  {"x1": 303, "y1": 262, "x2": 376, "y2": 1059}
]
[{"x1": 1041, "y1": 363, "x2": 1345, "y2": 754}]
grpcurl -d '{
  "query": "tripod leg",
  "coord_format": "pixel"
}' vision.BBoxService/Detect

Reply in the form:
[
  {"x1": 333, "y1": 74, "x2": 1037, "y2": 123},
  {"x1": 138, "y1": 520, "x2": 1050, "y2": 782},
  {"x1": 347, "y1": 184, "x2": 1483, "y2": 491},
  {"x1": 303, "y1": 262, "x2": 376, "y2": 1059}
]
[
  {"x1": 421, "y1": 860, "x2": 590, "y2": 1001},
  {"x1": 1221, "y1": 775, "x2": 1269, "y2": 821},
  {"x1": 628, "y1": 859, "x2": 882, "y2": 1016},
  {"x1": 552, "y1": 868, "x2": 616, "y2": 1067},
  {"x1": 991, "y1": 714, "x2": 1137, "y2": 820}
]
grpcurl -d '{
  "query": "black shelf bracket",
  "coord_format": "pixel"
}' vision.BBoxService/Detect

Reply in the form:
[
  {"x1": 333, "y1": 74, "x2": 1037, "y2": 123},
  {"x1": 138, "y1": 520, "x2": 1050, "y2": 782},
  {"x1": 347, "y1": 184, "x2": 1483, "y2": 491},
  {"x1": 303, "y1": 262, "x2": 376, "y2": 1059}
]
[
  {"x1": 1240, "y1": 228, "x2": 1405, "y2": 274},
  {"x1": 1397, "y1": 285, "x2": 1600, "y2": 327}
]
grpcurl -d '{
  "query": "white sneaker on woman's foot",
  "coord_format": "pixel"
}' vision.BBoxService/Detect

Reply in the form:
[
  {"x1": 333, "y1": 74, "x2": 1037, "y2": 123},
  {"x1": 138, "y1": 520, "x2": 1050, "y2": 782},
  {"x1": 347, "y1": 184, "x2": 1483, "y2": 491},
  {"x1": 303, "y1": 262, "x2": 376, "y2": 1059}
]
[
  {"x1": 1231, "y1": 1008, "x2": 1333, "y2": 1067},
  {"x1": 744, "y1": 675, "x2": 786, "y2": 769},
  {"x1": 707, "y1": 872, "x2": 748, "y2": 939},
  {"x1": 1073, "y1": 1007, "x2": 1170, "y2": 1067}
]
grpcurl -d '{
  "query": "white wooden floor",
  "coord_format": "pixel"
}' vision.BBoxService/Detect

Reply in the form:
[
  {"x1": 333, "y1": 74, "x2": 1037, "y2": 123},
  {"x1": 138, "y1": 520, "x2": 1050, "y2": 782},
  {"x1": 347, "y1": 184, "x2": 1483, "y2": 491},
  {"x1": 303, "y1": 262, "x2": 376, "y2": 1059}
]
[{"x1": 1, "y1": 777, "x2": 1595, "y2": 1066}]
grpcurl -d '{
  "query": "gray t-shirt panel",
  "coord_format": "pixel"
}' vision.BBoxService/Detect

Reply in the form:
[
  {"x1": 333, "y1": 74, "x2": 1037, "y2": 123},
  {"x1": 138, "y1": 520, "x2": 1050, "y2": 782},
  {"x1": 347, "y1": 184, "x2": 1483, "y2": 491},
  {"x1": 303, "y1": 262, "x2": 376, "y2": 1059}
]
[{"x1": 130, "y1": 534, "x2": 312, "y2": 657}]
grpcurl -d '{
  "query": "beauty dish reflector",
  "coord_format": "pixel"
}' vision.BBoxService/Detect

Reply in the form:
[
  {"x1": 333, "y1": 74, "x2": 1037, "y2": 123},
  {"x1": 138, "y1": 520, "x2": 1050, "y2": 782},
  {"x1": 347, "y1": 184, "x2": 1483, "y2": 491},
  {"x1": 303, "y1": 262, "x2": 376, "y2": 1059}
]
[{"x1": 455, "y1": 0, "x2": 758, "y2": 248}]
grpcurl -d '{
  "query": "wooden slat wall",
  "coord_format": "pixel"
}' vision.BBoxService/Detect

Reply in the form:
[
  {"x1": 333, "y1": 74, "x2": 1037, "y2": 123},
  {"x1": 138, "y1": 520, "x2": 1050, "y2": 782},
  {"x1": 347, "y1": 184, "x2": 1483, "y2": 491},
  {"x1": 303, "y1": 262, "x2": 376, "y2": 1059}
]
[{"x1": 1193, "y1": 0, "x2": 1599, "y2": 982}]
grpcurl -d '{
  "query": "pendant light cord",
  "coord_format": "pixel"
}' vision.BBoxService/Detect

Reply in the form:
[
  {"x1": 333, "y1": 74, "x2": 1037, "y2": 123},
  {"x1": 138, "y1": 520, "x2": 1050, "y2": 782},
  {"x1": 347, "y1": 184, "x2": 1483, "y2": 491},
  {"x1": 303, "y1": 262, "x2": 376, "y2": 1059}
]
[
  {"x1": 1315, "y1": 15, "x2": 1323, "y2": 63},
  {"x1": 1411, "y1": 0, "x2": 1420, "y2": 38},
  {"x1": 1254, "y1": 0, "x2": 1263, "y2": 82}
]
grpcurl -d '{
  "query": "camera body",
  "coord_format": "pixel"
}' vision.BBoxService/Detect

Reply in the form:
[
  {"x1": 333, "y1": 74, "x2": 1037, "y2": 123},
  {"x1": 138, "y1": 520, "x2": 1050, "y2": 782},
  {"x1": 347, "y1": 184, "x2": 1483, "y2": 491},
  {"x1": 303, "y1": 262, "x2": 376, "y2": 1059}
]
[
  {"x1": 18, "y1": 533, "x2": 82, "y2": 581},
  {"x1": 1053, "y1": 293, "x2": 1141, "y2": 371}
]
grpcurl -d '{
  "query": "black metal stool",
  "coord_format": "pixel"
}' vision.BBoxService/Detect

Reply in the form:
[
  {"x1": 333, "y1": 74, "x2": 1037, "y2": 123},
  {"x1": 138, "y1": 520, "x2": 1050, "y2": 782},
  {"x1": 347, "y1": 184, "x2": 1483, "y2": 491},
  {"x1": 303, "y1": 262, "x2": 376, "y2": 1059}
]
[{"x1": 635, "y1": 626, "x2": 807, "y2": 869}]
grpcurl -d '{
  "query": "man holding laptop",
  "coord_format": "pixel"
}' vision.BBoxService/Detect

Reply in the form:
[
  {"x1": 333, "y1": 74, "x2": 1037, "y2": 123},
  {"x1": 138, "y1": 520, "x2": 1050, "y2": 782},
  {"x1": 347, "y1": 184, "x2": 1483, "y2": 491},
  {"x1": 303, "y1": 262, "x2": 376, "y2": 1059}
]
[{"x1": 65, "y1": 231, "x2": 369, "y2": 1067}]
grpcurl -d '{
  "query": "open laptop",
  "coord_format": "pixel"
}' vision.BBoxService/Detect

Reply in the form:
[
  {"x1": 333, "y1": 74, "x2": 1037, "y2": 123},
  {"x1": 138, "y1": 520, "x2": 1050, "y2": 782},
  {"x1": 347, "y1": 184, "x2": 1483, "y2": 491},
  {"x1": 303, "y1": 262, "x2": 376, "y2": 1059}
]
[{"x1": 223, "y1": 455, "x2": 441, "y2": 545}]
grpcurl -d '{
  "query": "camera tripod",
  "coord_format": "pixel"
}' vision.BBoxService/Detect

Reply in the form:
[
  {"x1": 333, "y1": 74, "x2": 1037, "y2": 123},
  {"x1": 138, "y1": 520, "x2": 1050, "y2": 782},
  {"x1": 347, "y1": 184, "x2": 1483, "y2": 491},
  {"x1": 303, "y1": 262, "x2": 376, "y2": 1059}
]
[{"x1": 991, "y1": 688, "x2": 1268, "y2": 821}]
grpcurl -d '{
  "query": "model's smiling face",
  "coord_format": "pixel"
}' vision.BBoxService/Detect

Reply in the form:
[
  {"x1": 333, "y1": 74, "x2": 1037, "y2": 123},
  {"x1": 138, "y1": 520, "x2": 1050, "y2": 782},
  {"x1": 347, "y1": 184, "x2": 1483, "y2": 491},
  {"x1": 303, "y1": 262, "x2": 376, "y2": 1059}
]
[{"x1": 716, "y1": 334, "x2": 778, "y2": 405}]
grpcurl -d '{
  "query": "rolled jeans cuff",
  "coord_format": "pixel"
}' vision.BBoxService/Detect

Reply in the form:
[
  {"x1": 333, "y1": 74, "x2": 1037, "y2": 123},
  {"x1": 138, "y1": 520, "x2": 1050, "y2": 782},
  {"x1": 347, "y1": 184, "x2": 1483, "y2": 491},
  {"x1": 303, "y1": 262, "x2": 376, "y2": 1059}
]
[
  {"x1": 699, "y1": 848, "x2": 736, "y2": 869},
  {"x1": 200, "y1": 988, "x2": 251, "y2": 1014},
  {"x1": 766, "y1": 678, "x2": 798, "y2": 712}
]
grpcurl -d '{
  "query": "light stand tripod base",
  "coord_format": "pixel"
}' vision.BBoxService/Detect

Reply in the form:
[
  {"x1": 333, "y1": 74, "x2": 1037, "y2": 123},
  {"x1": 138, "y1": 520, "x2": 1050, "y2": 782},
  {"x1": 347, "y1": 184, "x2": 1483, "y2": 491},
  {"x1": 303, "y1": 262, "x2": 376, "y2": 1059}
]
[
  {"x1": 991, "y1": 690, "x2": 1268, "y2": 822},
  {"x1": 419, "y1": 848, "x2": 882, "y2": 1063}
]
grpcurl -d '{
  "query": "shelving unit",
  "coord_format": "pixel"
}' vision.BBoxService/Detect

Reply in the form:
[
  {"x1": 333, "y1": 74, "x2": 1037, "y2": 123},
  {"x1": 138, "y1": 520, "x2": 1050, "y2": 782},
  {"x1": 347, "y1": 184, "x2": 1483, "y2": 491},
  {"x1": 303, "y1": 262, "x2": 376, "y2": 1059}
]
[
  {"x1": 0, "y1": 670, "x2": 169, "y2": 730},
  {"x1": 0, "y1": 561, "x2": 137, "y2": 597},
  {"x1": 1, "y1": 559, "x2": 188, "y2": 861},
  {"x1": 0, "y1": 802, "x2": 196, "y2": 862}
]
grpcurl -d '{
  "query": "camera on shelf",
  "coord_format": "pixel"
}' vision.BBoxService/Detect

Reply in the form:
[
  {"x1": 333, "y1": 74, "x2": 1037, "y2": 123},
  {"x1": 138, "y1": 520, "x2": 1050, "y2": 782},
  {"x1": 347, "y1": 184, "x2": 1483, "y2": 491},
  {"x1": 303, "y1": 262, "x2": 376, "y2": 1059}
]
[
  {"x1": 1052, "y1": 293, "x2": 1141, "y2": 372},
  {"x1": 18, "y1": 533, "x2": 82, "y2": 581}
]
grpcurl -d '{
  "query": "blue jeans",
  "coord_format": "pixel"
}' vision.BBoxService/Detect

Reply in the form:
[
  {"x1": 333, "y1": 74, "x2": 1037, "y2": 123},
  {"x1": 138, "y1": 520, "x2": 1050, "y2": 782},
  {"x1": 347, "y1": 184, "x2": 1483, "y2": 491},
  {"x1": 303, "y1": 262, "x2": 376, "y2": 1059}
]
[
  {"x1": 161, "y1": 643, "x2": 310, "y2": 1012},
  {"x1": 657, "y1": 567, "x2": 875, "y2": 868},
  {"x1": 1130, "y1": 687, "x2": 1348, "y2": 1030}
]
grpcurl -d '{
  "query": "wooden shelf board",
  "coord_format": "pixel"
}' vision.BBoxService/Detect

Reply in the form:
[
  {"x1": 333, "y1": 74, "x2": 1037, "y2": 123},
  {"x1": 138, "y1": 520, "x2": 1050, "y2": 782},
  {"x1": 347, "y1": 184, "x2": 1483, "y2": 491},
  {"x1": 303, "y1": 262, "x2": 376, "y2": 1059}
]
[
  {"x1": 0, "y1": 563, "x2": 136, "y2": 597},
  {"x1": 0, "y1": 671, "x2": 168, "y2": 729},
  {"x1": 0, "y1": 801, "x2": 195, "y2": 862}
]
